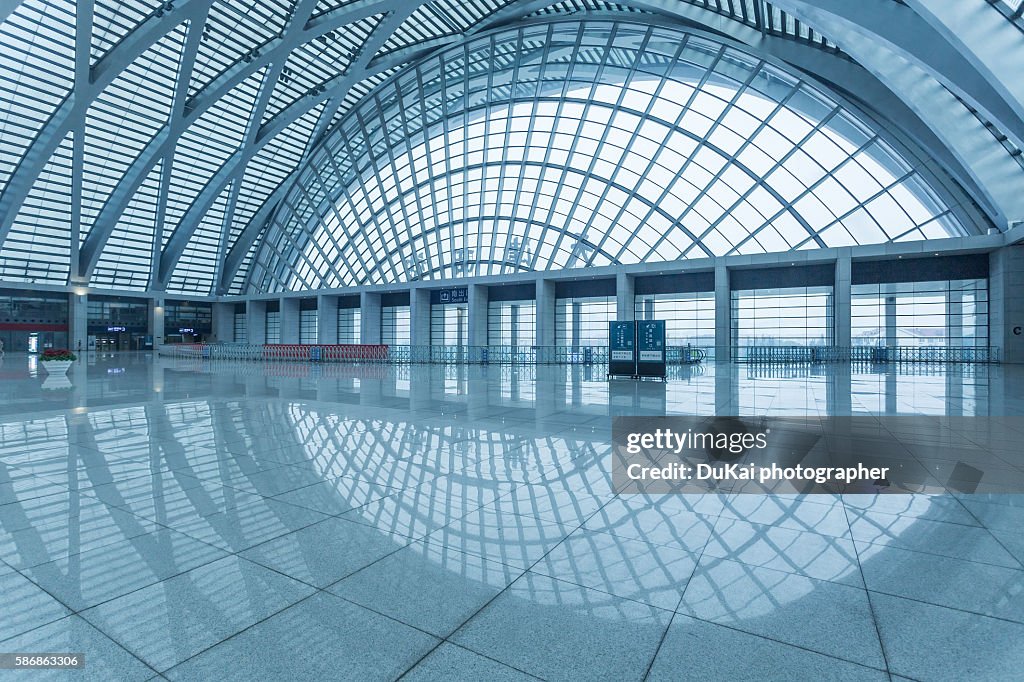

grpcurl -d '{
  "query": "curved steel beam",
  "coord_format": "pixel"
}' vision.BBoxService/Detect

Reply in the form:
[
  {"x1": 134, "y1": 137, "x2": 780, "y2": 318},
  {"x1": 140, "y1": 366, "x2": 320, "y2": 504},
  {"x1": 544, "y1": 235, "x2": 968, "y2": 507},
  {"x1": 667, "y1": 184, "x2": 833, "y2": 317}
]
[{"x1": 76, "y1": 0, "x2": 396, "y2": 278}]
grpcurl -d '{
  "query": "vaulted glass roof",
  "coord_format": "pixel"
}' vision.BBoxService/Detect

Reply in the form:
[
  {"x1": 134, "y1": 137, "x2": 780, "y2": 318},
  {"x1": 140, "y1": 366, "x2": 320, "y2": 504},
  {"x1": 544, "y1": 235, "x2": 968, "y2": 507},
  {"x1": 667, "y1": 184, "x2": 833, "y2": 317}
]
[
  {"x1": 0, "y1": 1, "x2": 1020, "y2": 295},
  {"x1": 248, "y1": 20, "x2": 968, "y2": 293}
]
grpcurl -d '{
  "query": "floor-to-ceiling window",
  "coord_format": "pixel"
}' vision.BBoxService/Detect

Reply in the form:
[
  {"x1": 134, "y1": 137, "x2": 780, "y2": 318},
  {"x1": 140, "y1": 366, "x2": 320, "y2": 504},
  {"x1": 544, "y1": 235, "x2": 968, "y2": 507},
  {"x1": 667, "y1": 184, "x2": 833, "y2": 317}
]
[
  {"x1": 430, "y1": 303, "x2": 468, "y2": 346},
  {"x1": 732, "y1": 286, "x2": 833, "y2": 348},
  {"x1": 851, "y1": 279, "x2": 988, "y2": 347},
  {"x1": 382, "y1": 305, "x2": 410, "y2": 345},
  {"x1": 635, "y1": 292, "x2": 714, "y2": 347},
  {"x1": 299, "y1": 308, "x2": 317, "y2": 344},
  {"x1": 488, "y1": 300, "x2": 536, "y2": 347},
  {"x1": 556, "y1": 296, "x2": 615, "y2": 347},
  {"x1": 337, "y1": 306, "x2": 361, "y2": 344}
]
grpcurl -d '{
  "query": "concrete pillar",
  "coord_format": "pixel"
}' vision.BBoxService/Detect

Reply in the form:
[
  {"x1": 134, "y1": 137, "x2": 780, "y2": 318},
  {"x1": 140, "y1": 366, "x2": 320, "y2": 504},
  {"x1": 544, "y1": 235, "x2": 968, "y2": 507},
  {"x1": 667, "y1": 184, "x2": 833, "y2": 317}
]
[
  {"x1": 212, "y1": 302, "x2": 234, "y2": 343},
  {"x1": 280, "y1": 298, "x2": 300, "y2": 344},
  {"x1": 69, "y1": 292, "x2": 88, "y2": 353},
  {"x1": 410, "y1": 288, "x2": 431, "y2": 346},
  {"x1": 714, "y1": 264, "x2": 730, "y2": 361},
  {"x1": 247, "y1": 300, "x2": 267, "y2": 345},
  {"x1": 616, "y1": 272, "x2": 635, "y2": 321},
  {"x1": 990, "y1": 246, "x2": 1024, "y2": 364},
  {"x1": 360, "y1": 292, "x2": 382, "y2": 344},
  {"x1": 834, "y1": 255, "x2": 851, "y2": 355},
  {"x1": 148, "y1": 296, "x2": 165, "y2": 349},
  {"x1": 318, "y1": 295, "x2": 339, "y2": 345},
  {"x1": 468, "y1": 284, "x2": 488, "y2": 346},
  {"x1": 536, "y1": 278, "x2": 556, "y2": 347}
]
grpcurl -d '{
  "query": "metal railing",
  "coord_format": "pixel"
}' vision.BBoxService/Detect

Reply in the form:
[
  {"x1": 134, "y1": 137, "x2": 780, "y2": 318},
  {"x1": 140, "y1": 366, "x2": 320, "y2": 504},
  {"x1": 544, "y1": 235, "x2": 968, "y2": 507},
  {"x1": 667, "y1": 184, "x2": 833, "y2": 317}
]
[
  {"x1": 159, "y1": 343, "x2": 710, "y2": 365},
  {"x1": 736, "y1": 345, "x2": 998, "y2": 364}
]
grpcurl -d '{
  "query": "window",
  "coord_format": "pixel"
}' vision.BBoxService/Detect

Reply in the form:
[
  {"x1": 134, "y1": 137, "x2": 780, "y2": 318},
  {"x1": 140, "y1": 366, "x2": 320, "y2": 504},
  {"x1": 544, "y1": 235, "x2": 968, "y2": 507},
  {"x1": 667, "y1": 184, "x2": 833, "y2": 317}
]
[
  {"x1": 381, "y1": 305, "x2": 410, "y2": 345},
  {"x1": 337, "y1": 307, "x2": 361, "y2": 344},
  {"x1": 299, "y1": 309, "x2": 317, "y2": 344},
  {"x1": 851, "y1": 279, "x2": 988, "y2": 347},
  {"x1": 635, "y1": 292, "x2": 714, "y2": 347},
  {"x1": 487, "y1": 300, "x2": 536, "y2": 346},
  {"x1": 732, "y1": 286, "x2": 833, "y2": 348},
  {"x1": 233, "y1": 312, "x2": 247, "y2": 344},
  {"x1": 556, "y1": 296, "x2": 615, "y2": 347},
  {"x1": 266, "y1": 311, "x2": 281, "y2": 344},
  {"x1": 431, "y1": 303, "x2": 468, "y2": 346}
]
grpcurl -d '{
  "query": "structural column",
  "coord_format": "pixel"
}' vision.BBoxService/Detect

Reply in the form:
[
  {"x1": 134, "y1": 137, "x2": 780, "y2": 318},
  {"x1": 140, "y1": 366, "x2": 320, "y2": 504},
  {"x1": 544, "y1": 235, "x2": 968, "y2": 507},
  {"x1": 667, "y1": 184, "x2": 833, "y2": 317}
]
[
  {"x1": 834, "y1": 255, "x2": 851, "y2": 354},
  {"x1": 69, "y1": 292, "x2": 88, "y2": 353},
  {"x1": 280, "y1": 298, "x2": 300, "y2": 344},
  {"x1": 148, "y1": 296, "x2": 165, "y2": 349},
  {"x1": 885, "y1": 296, "x2": 898, "y2": 347},
  {"x1": 318, "y1": 295, "x2": 339, "y2": 345},
  {"x1": 360, "y1": 292, "x2": 382, "y2": 344},
  {"x1": 714, "y1": 264, "x2": 730, "y2": 361},
  {"x1": 990, "y1": 245, "x2": 1024, "y2": 364},
  {"x1": 616, "y1": 272, "x2": 634, "y2": 321},
  {"x1": 410, "y1": 287, "x2": 430, "y2": 346},
  {"x1": 468, "y1": 284, "x2": 488, "y2": 347},
  {"x1": 212, "y1": 302, "x2": 234, "y2": 343},
  {"x1": 247, "y1": 300, "x2": 267, "y2": 345},
  {"x1": 536, "y1": 278, "x2": 556, "y2": 347}
]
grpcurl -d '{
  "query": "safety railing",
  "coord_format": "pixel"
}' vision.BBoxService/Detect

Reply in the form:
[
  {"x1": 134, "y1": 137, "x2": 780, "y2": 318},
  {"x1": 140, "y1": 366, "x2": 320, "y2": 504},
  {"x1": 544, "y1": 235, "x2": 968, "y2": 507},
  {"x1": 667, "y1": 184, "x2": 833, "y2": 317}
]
[
  {"x1": 159, "y1": 343, "x2": 711, "y2": 365},
  {"x1": 736, "y1": 345, "x2": 997, "y2": 364}
]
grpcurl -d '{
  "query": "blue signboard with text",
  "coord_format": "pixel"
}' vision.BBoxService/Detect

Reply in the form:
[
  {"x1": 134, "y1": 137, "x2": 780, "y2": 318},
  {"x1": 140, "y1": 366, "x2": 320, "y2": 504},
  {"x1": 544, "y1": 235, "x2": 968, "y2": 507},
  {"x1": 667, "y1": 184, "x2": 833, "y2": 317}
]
[
  {"x1": 608, "y1": 321, "x2": 636, "y2": 377},
  {"x1": 636, "y1": 320, "x2": 666, "y2": 379}
]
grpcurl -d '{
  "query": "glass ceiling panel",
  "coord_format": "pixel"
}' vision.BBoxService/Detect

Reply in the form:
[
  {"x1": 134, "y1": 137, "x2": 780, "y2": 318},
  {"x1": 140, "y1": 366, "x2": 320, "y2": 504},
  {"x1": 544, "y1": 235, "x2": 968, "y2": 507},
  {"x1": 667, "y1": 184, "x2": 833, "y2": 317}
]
[
  {"x1": 0, "y1": 0, "x2": 76, "y2": 197},
  {"x1": 166, "y1": 182, "x2": 231, "y2": 294},
  {"x1": 91, "y1": 0, "x2": 157, "y2": 65},
  {"x1": 90, "y1": 159, "x2": 162, "y2": 290},
  {"x1": 249, "y1": 19, "x2": 967, "y2": 293}
]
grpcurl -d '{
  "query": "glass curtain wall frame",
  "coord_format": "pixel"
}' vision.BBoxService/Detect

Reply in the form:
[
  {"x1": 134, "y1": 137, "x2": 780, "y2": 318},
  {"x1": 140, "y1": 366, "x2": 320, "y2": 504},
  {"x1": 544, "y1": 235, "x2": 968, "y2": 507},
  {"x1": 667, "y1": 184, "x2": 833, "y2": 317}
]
[
  {"x1": 337, "y1": 307, "x2": 361, "y2": 344},
  {"x1": 381, "y1": 305, "x2": 411, "y2": 345},
  {"x1": 430, "y1": 303, "x2": 468, "y2": 346},
  {"x1": 265, "y1": 311, "x2": 281, "y2": 344},
  {"x1": 851, "y1": 279, "x2": 989, "y2": 348},
  {"x1": 634, "y1": 291, "x2": 715, "y2": 347},
  {"x1": 233, "y1": 312, "x2": 248, "y2": 344},
  {"x1": 731, "y1": 285, "x2": 834, "y2": 349},
  {"x1": 248, "y1": 18, "x2": 974, "y2": 294},
  {"x1": 487, "y1": 299, "x2": 536, "y2": 347},
  {"x1": 299, "y1": 309, "x2": 318, "y2": 344},
  {"x1": 555, "y1": 295, "x2": 615, "y2": 347}
]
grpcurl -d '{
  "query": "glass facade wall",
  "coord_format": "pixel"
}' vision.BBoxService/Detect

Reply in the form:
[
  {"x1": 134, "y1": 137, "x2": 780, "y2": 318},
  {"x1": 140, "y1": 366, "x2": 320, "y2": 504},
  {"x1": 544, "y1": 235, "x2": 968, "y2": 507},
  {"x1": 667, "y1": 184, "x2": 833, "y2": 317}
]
[
  {"x1": 430, "y1": 304, "x2": 468, "y2": 346},
  {"x1": 382, "y1": 305, "x2": 410, "y2": 345},
  {"x1": 487, "y1": 300, "x2": 536, "y2": 347},
  {"x1": 337, "y1": 308, "x2": 361, "y2": 344},
  {"x1": 732, "y1": 286, "x2": 833, "y2": 347},
  {"x1": 555, "y1": 296, "x2": 615, "y2": 347},
  {"x1": 851, "y1": 279, "x2": 988, "y2": 347},
  {"x1": 635, "y1": 292, "x2": 714, "y2": 347},
  {"x1": 299, "y1": 309, "x2": 317, "y2": 344}
]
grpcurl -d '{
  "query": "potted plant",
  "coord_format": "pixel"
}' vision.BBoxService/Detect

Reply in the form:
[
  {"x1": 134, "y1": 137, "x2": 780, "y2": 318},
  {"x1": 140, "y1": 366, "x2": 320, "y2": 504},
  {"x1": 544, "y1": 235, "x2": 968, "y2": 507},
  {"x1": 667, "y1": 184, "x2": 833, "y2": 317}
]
[{"x1": 39, "y1": 348, "x2": 77, "y2": 375}]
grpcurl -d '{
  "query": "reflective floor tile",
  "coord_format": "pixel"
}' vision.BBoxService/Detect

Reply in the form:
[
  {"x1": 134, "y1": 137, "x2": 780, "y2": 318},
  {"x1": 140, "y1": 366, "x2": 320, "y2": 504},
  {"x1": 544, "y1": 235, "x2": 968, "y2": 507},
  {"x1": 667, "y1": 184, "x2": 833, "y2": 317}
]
[
  {"x1": 872, "y1": 592, "x2": 1024, "y2": 681},
  {"x1": 162, "y1": 592, "x2": 438, "y2": 682},
  {"x1": 856, "y1": 543, "x2": 1024, "y2": 622},
  {"x1": 677, "y1": 557, "x2": 885, "y2": 668},
  {"x1": 533, "y1": 528, "x2": 698, "y2": 611},
  {"x1": 955, "y1": 495, "x2": 1024, "y2": 533},
  {"x1": 21, "y1": 527, "x2": 229, "y2": 611},
  {"x1": 0, "y1": 615, "x2": 154, "y2": 681},
  {"x1": 400, "y1": 643, "x2": 539, "y2": 681},
  {"x1": 272, "y1": 479, "x2": 398, "y2": 516},
  {"x1": 240, "y1": 516, "x2": 410, "y2": 587},
  {"x1": 703, "y1": 516, "x2": 862, "y2": 586},
  {"x1": 647, "y1": 613, "x2": 888, "y2": 681},
  {"x1": 423, "y1": 508, "x2": 573, "y2": 570},
  {"x1": 168, "y1": 497, "x2": 329, "y2": 553},
  {"x1": 327, "y1": 539, "x2": 523, "y2": 637},
  {"x1": 80, "y1": 555, "x2": 315, "y2": 672},
  {"x1": 582, "y1": 498, "x2": 718, "y2": 552},
  {"x1": 717, "y1": 495, "x2": 851, "y2": 538},
  {"x1": 0, "y1": 563, "x2": 71, "y2": 642},
  {"x1": 452, "y1": 572, "x2": 672, "y2": 682}
]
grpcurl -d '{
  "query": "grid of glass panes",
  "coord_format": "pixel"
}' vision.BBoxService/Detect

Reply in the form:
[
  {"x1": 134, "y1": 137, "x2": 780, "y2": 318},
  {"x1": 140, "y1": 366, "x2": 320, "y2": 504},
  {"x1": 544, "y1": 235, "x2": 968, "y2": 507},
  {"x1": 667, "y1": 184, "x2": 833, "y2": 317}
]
[
  {"x1": 634, "y1": 293, "x2": 714, "y2": 347},
  {"x1": 851, "y1": 279, "x2": 988, "y2": 347},
  {"x1": 487, "y1": 300, "x2": 536, "y2": 347},
  {"x1": 299, "y1": 309, "x2": 317, "y2": 344},
  {"x1": 732, "y1": 286, "x2": 833, "y2": 346},
  {"x1": 233, "y1": 312, "x2": 247, "y2": 343},
  {"x1": 555, "y1": 296, "x2": 615, "y2": 347},
  {"x1": 265, "y1": 311, "x2": 281, "y2": 344},
  {"x1": 337, "y1": 308, "x2": 361, "y2": 344},
  {"x1": 431, "y1": 304, "x2": 468, "y2": 346},
  {"x1": 381, "y1": 305, "x2": 410, "y2": 345}
]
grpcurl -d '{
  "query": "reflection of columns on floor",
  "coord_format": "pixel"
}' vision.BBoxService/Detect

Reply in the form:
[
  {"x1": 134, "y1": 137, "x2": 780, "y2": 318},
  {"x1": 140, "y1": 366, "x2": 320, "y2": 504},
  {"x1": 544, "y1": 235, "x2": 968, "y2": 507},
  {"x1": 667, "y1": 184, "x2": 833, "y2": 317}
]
[
  {"x1": 828, "y1": 362, "x2": 852, "y2": 416},
  {"x1": 885, "y1": 295, "x2": 897, "y2": 347},
  {"x1": 148, "y1": 296, "x2": 165, "y2": 350},
  {"x1": 886, "y1": 370, "x2": 898, "y2": 415},
  {"x1": 360, "y1": 292, "x2": 382, "y2": 344},
  {"x1": 280, "y1": 298, "x2": 300, "y2": 344},
  {"x1": 616, "y1": 273, "x2": 634, "y2": 321},
  {"x1": 536, "y1": 279, "x2": 555, "y2": 347},
  {"x1": 69, "y1": 292, "x2": 88, "y2": 353},
  {"x1": 409, "y1": 365, "x2": 432, "y2": 412},
  {"x1": 834, "y1": 255, "x2": 851, "y2": 352},
  {"x1": 714, "y1": 264, "x2": 730, "y2": 361},
  {"x1": 318, "y1": 295, "x2": 339, "y2": 345},
  {"x1": 410, "y1": 288, "x2": 430, "y2": 346},
  {"x1": 714, "y1": 362, "x2": 738, "y2": 415},
  {"x1": 946, "y1": 366, "x2": 965, "y2": 417},
  {"x1": 467, "y1": 366, "x2": 489, "y2": 420},
  {"x1": 468, "y1": 284, "x2": 488, "y2": 347},
  {"x1": 212, "y1": 302, "x2": 234, "y2": 343},
  {"x1": 247, "y1": 300, "x2": 267, "y2": 345},
  {"x1": 534, "y1": 364, "x2": 563, "y2": 430}
]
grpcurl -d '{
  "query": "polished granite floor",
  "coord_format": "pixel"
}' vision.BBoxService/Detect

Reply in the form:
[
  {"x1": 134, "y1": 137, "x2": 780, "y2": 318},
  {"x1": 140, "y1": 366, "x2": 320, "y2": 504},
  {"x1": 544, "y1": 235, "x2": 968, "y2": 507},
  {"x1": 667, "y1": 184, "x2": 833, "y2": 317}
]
[{"x1": 1, "y1": 352, "x2": 1023, "y2": 681}]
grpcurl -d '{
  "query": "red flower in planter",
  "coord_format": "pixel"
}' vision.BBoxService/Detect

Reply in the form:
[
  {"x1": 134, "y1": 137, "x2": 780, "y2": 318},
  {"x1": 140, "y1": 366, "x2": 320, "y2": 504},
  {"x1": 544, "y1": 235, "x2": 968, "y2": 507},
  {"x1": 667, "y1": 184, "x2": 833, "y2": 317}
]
[{"x1": 41, "y1": 349, "x2": 77, "y2": 361}]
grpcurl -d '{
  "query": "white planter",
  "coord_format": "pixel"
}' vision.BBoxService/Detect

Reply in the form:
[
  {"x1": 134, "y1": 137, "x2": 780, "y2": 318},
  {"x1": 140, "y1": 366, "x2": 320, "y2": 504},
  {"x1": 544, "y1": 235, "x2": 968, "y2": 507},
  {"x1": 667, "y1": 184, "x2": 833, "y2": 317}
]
[{"x1": 41, "y1": 360, "x2": 73, "y2": 375}]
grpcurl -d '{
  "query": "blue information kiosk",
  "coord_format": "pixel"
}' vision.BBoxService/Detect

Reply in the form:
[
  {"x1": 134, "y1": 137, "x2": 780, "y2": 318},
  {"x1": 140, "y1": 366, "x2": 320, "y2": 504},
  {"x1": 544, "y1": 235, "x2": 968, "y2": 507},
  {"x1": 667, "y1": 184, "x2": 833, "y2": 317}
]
[
  {"x1": 636, "y1": 319, "x2": 667, "y2": 380},
  {"x1": 607, "y1": 321, "x2": 636, "y2": 379}
]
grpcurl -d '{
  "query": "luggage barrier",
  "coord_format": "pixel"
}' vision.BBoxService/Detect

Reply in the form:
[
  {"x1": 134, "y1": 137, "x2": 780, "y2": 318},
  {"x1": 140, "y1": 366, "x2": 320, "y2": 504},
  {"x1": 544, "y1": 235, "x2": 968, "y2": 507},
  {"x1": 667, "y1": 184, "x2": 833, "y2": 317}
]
[{"x1": 735, "y1": 345, "x2": 997, "y2": 364}]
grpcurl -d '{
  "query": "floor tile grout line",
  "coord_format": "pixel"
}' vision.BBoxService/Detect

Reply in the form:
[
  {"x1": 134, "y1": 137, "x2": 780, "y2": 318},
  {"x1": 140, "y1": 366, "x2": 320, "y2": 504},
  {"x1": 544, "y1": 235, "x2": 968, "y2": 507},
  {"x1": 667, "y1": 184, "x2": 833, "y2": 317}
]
[{"x1": 840, "y1": 496, "x2": 894, "y2": 677}]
